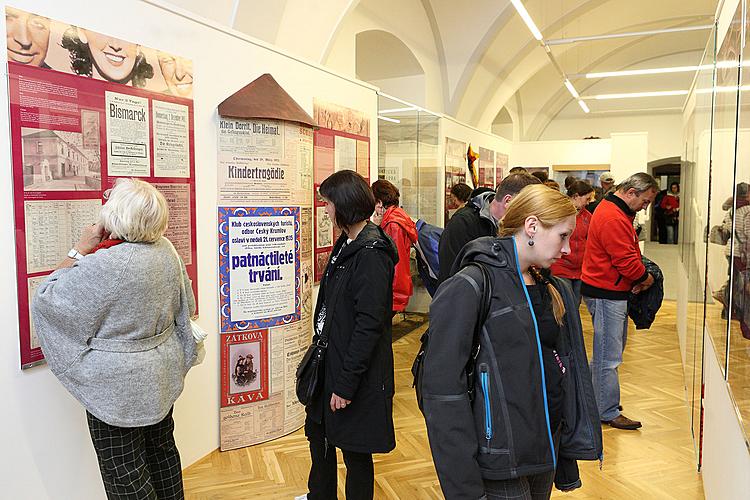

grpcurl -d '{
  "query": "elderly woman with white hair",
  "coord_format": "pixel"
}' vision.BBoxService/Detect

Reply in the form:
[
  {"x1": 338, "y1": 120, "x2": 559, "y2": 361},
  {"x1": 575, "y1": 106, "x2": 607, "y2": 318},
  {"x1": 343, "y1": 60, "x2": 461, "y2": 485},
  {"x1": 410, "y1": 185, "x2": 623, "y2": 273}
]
[{"x1": 31, "y1": 178, "x2": 200, "y2": 500}]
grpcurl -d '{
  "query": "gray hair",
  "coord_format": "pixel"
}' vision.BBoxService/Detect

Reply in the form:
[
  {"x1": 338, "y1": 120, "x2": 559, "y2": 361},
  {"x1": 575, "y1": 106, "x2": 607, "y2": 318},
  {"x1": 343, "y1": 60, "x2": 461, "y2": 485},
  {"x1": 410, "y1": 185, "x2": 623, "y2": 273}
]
[
  {"x1": 99, "y1": 179, "x2": 168, "y2": 243},
  {"x1": 616, "y1": 172, "x2": 659, "y2": 195}
]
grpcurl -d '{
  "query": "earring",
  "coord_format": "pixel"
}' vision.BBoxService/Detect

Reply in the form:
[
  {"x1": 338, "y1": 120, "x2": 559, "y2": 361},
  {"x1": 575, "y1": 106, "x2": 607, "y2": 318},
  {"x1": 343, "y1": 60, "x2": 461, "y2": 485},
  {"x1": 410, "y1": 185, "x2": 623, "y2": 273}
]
[{"x1": 528, "y1": 238, "x2": 534, "y2": 247}]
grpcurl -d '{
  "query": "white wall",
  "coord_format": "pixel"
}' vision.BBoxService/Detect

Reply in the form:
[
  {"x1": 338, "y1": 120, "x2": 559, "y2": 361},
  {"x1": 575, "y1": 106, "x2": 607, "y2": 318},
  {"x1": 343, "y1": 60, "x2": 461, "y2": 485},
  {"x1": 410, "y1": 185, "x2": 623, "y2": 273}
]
[
  {"x1": 510, "y1": 138, "x2": 612, "y2": 168},
  {"x1": 702, "y1": 337, "x2": 750, "y2": 498},
  {"x1": 539, "y1": 112, "x2": 683, "y2": 163},
  {"x1": 323, "y1": 0, "x2": 445, "y2": 112},
  {"x1": 0, "y1": 1, "x2": 378, "y2": 498}
]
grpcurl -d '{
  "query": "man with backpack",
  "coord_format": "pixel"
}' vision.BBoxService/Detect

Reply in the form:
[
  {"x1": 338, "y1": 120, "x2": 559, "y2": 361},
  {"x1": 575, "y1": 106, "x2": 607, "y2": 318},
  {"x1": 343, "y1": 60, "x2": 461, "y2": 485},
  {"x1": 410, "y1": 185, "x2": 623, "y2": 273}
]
[{"x1": 437, "y1": 173, "x2": 540, "y2": 284}]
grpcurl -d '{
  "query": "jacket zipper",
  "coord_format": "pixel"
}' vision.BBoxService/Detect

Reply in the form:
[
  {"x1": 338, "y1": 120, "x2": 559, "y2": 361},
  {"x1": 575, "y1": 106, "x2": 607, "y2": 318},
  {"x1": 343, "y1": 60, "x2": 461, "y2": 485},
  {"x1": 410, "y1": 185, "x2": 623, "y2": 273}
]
[
  {"x1": 511, "y1": 237, "x2": 557, "y2": 469},
  {"x1": 480, "y1": 364, "x2": 492, "y2": 444}
]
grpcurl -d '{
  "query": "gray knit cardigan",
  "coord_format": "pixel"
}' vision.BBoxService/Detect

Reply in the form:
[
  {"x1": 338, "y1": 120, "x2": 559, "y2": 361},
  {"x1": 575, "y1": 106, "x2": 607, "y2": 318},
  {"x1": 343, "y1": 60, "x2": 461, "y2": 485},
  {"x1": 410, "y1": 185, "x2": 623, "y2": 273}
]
[{"x1": 31, "y1": 237, "x2": 197, "y2": 427}]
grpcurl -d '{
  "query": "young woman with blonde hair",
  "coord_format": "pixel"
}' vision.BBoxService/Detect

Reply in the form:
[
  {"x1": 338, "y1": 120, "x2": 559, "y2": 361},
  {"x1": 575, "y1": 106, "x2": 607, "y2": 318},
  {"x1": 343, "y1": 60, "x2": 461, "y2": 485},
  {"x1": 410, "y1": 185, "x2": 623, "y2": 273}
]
[{"x1": 421, "y1": 184, "x2": 602, "y2": 500}]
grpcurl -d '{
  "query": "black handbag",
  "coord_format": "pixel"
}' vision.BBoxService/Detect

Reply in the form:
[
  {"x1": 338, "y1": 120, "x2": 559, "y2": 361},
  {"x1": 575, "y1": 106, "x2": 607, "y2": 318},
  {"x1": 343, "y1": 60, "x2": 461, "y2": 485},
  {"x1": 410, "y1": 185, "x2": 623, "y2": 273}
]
[{"x1": 296, "y1": 333, "x2": 328, "y2": 406}]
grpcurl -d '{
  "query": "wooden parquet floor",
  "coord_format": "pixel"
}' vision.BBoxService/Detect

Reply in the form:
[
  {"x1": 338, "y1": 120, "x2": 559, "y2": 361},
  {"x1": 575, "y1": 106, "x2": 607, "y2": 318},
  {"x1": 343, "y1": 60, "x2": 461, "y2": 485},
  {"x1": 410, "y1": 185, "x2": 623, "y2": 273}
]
[{"x1": 184, "y1": 300, "x2": 704, "y2": 499}]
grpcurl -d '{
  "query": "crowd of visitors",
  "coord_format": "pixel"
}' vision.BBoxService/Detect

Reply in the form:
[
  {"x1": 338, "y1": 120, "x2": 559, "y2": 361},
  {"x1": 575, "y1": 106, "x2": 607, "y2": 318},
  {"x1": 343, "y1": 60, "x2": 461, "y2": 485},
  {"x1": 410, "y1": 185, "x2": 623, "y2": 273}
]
[{"x1": 33, "y1": 167, "x2": 667, "y2": 500}]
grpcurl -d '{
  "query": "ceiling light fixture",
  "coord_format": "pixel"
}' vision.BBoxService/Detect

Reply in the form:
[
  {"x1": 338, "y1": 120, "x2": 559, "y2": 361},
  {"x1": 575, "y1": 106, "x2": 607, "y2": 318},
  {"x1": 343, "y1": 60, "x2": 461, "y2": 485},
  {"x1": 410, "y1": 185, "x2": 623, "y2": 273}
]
[
  {"x1": 378, "y1": 107, "x2": 416, "y2": 114},
  {"x1": 585, "y1": 65, "x2": 702, "y2": 78},
  {"x1": 510, "y1": 0, "x2": 543, "y2": 40},
  {"x1": 588, "y1": 90, "x2": 690, "y2": 100},
  {"x1": 377, "y1": 116, "x2": 401, "y2": 123},
  {"x1": 578, "y1": 100, "x2": 590, "y2": 113},
  {"x1": 564, "y1": 79, "x2": 580, "y2": 99}
]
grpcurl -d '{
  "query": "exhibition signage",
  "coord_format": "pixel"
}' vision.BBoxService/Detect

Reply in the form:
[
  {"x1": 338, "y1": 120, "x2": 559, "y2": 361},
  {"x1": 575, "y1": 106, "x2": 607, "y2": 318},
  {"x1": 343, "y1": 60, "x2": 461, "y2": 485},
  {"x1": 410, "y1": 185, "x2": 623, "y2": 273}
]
[
  {"x1": 6, "y1": 6, "x2": 198, "y2": 368},
  {"x1": 217, "y1": 75, "x2": 314, "y2": 450},
  {"x1": 312, "y1": 100, "x2": 370, "y2": 282}
]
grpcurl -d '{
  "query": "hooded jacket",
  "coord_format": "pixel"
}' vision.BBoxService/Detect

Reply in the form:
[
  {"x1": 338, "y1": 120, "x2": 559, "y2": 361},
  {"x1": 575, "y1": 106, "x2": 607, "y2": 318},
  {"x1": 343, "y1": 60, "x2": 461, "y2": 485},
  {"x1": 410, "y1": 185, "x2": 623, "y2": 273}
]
[
  {"x1": 438, "y1": 191, "x2": 498, "y2": 284},
  {"x1": 423, "y1": 237, "x2": 602, "y2": 499},
  {"x1": 381, "y1": 205, "x2": 418, "y2": 311},
  {"x1": 307, "y1": 222, "x2": 399, "y2": 454}
]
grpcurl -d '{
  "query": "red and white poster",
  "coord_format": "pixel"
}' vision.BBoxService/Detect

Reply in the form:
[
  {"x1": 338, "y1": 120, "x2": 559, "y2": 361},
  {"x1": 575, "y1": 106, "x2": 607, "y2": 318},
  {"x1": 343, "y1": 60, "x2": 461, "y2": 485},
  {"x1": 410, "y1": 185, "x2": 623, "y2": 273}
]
[
  {"x1": 496, "y1": 152, "x2": 508, "y2": 187},
  {"x1": 221, "y1": 330, "x2": 270, "y2": 407},
  {"x1": 312, "y1": 100, "x2": 370, "y2": 282},
  {"x1": 478, "y1": 146, "x2": 495, "y2": 188},
  {"x1": 444, "y1": 137, "x2": 467, "y2": 224},
  {"x1": 7, "y1": 7, "x2": 198, "y2": 368}
]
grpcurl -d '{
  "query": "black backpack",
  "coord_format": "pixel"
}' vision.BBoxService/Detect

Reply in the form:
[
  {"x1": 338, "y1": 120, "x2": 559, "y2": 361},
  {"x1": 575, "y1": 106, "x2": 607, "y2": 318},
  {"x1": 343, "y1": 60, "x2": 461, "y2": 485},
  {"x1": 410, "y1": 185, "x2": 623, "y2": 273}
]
[{"x1": 411, "y1": 262, "x2": 492, "y2": 413}]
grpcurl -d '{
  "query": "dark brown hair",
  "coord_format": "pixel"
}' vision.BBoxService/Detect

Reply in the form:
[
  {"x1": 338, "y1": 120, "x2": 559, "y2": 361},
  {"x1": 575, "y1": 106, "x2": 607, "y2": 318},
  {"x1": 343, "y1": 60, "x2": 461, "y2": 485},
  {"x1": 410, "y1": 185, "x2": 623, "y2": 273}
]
[
  {"x1": 531, "y1": 171, "x2": 549, "y2": 183},
  {"x1": 319, "y1": 170, "x2": 375, "y2": 230},
  {"x1": 371, "y1": 179, "x2": 400, "y2": 207},
  {"x1": 566, "y1": 180, "x2": 594, "y2": 197},
  {"x1": 496, "y1": 173, "x2": 542, "y2": 200},
  {"x1": 450, "y1": 183, "x2": 473, "y2": 203}
]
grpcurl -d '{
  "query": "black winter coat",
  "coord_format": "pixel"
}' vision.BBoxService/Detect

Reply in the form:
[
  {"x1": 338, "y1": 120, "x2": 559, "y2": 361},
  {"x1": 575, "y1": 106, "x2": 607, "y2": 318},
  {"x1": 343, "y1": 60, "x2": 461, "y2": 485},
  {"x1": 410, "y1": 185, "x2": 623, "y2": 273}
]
[
  {"x1": 306, "y1": 222, "x2": 398, "y2": 454},
  {"x1": 438, "y1": 192, "x2": 498, "y2": 284},
  {"x1": 627, "y1": 257, "x2": 664, "y2": 329},
  {"x1": 423, "y1": 236, "x2": 602, "y2": 500}
]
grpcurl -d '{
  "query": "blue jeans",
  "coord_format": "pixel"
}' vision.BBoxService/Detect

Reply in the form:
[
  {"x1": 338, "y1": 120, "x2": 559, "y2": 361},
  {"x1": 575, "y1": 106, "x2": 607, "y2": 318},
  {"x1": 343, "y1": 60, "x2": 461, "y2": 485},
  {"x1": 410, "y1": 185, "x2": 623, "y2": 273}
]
[{"x1": 583, "y1": 297, "x2": 628, "y2": 421}]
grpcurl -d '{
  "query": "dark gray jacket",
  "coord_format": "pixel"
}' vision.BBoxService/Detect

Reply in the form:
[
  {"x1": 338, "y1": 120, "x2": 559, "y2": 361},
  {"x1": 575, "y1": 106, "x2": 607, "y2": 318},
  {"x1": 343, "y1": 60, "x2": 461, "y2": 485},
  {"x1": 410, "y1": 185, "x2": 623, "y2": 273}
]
[
  {"x1": 422, "y1": 236, "x2": 602, "y2": 499},
  {"x1": 438, "y1": 191, "x2": 498, "y2": 284}
]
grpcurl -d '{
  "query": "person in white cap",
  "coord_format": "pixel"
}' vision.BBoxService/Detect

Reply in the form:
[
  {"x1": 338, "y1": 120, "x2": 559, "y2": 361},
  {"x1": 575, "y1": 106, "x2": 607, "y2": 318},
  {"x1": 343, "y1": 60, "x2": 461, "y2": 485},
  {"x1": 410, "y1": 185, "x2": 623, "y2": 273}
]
[{"x1": 587, "y1": 171, "x2": 616, "y2": 213}]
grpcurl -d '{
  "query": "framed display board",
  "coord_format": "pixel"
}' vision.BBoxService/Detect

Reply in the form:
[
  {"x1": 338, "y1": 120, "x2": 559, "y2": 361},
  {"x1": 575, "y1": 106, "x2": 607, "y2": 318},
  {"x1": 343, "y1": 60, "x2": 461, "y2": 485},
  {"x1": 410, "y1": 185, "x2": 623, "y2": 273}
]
[{"x1": 7, "y1": 7, "x2": 198, "y2": 368}]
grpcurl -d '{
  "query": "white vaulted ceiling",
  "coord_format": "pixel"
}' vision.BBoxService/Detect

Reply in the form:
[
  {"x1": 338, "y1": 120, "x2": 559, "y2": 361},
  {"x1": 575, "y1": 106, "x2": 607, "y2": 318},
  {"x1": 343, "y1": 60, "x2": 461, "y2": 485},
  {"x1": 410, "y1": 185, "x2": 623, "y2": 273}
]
[{"x1": 165, "y1": 0, "x2": 717, "y2": 139}]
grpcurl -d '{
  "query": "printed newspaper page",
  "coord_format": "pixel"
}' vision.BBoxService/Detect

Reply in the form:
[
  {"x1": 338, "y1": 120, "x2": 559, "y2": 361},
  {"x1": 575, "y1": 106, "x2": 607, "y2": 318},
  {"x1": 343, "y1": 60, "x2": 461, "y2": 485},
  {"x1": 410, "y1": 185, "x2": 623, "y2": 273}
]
[
  {"x1": 153, "y1": 100, "x2": 190, "y2": 178},
  {"x1": 105, "y1": 91, "x2": 150, "y2": 176}
]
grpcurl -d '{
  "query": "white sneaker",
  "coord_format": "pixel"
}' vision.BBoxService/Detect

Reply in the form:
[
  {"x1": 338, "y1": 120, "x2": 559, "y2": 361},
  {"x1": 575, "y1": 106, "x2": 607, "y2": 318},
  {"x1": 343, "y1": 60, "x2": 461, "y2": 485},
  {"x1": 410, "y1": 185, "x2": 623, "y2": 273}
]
[{"x1": 294, "y1": 495, "x2": 308, "y2": 500}]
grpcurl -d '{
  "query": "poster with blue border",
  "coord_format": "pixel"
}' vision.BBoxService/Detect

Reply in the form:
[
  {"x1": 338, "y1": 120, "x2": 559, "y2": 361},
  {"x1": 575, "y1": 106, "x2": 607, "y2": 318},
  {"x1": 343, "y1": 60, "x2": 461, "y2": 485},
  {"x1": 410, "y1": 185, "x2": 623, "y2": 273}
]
[{"x1": 218, "y1": 206, "x2": 301, "y2": 332}]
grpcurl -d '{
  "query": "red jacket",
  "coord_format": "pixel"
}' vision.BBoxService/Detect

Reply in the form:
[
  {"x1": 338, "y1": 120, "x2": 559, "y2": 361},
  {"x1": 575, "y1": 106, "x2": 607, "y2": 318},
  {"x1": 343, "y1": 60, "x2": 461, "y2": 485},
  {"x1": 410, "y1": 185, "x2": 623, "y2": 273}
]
[
  {"x1": 550, "y1": 208, "x2": 591, "y2": 279},
  {"x1": 381, "y1": 206, "x2": 418, "y2": 311},
  {"x1": 581, "y1": 195, "x2": 648, "y2": 300}
]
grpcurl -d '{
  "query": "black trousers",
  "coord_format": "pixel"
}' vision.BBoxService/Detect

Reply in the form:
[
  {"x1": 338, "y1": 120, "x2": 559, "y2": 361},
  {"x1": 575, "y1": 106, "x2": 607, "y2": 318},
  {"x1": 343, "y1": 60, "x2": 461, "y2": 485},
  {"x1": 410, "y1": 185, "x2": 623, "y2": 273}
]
[
  {"x1": 305, "y1": 418, "x2": 374, "y2": 500},
  {"x1": 86, "y1": 408, "x2": 184, "y2": 500},
  {"x1": 482, "y1": 425, "x2": 562, "y2": 500}
]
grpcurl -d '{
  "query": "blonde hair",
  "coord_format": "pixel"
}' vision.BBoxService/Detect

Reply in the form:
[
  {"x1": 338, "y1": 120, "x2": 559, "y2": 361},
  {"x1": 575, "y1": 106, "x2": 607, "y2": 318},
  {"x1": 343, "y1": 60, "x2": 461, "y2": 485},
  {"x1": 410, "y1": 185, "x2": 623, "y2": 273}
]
[
  {"x1": 99, "y1": 178, "x2": 169, "y2": 243},
  {"x1": 499, "y1": 184, "x2": 577, "y2": 324}
]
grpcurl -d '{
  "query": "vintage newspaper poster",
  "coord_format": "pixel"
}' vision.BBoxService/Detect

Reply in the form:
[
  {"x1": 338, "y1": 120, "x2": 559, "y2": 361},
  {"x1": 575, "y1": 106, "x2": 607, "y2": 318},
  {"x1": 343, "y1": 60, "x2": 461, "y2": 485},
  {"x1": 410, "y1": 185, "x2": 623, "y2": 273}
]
[
  {"x1": 153, "y1": 100, "x2": 190, "y2": 178},
  {"x1": 218, "y1": 207, "x2": 300, "y2": 329},
  {"x1": 218, "y1": 118, "x2": 311, "y2": 205},
  {"x1": 312, "y1": 100, "x2": 370, "y2": 282},
  {"x1": 7, "y1": 6, "x2": 198, "y2": 368},
  {"x1": 216, "y1": 108, "x2": 314, "y2": 449},
  {"x1": 444, "y1": 137, "x2": 467, "y2": 224},
  {"x1": 105, "y1": 91, "x2": 150, "y2": 176}
]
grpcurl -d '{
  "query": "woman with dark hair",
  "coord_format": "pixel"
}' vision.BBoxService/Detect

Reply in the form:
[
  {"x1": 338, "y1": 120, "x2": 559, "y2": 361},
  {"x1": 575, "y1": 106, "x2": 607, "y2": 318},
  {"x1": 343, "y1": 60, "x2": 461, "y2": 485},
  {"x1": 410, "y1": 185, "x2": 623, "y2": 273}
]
[
  {"x1": 450, "y1": 182, "x2": 473, "y2": 206},
  {"x1": 421, "y1": 184, "x2": 601, "y2": 499},
  {"x1": 61, "y1": 27, "x2": 153, "y2": 87},
  {"x1": 302, "y1": 170, "x2": 398, "y2": 499},
  {"x1": 372, "y1": 179, "x2": 418, "y2": 315},
  {"x1": 550, "y1": 180, "x2": 595, "y2": 305}
]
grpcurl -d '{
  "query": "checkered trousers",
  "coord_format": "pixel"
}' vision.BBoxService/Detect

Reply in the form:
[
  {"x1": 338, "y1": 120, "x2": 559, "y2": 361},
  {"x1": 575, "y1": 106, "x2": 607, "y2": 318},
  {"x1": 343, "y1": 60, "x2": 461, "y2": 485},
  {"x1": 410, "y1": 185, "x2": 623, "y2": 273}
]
[{"x1": 86, "y1": 408, "x2": 184, "y2": 500}]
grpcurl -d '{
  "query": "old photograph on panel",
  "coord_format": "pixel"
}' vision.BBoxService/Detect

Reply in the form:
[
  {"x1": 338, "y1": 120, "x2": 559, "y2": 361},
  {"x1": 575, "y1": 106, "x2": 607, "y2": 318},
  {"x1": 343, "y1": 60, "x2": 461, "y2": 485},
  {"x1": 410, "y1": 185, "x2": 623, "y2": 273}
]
[
  {"x1": 21, "y1": 127, "x2": 101, "y2": 191},
  {"x1": 229, "y1": 341, "x2": 262, "y2": 394}
]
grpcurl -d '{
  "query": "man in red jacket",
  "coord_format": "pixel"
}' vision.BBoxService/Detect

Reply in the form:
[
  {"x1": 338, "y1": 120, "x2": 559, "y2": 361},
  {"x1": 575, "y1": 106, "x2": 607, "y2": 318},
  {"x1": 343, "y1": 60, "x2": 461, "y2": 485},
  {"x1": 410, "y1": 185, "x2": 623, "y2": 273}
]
[
  {"x1": 581, "y1": 172, "x2": 658, "y2": 430},
  {"x1": 372, "y1": 179, "x2": 418, "y2": 314}
]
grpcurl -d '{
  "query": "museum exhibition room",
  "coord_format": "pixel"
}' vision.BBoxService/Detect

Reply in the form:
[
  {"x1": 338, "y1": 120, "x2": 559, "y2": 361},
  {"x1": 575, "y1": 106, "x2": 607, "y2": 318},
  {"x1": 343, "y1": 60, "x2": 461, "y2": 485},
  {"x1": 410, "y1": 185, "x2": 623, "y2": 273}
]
[{"x1": 2, "y1": 0, "x2": 750, "y2": 498}]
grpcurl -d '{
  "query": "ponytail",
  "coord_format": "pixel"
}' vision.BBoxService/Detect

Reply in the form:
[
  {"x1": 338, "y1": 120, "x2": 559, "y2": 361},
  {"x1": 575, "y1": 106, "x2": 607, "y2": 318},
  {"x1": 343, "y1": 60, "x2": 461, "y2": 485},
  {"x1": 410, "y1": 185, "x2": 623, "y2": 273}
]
[{"x1": 528, "y1": 267, "x2": 566, "y2": 325}]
